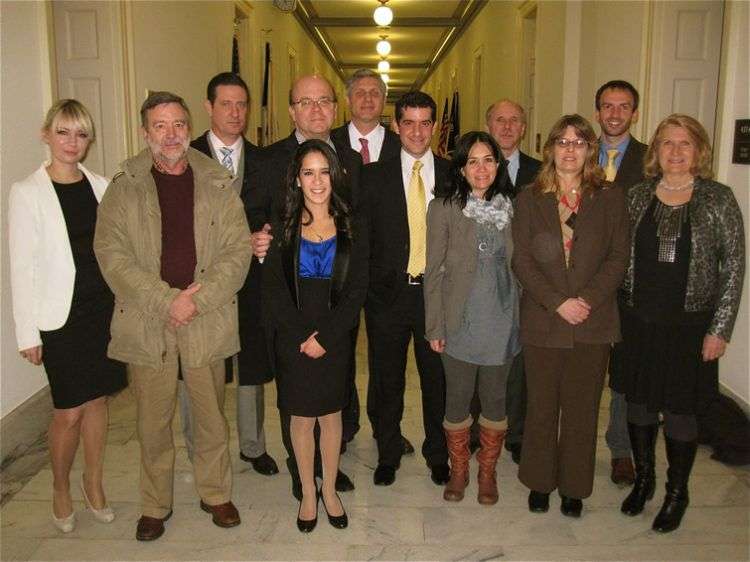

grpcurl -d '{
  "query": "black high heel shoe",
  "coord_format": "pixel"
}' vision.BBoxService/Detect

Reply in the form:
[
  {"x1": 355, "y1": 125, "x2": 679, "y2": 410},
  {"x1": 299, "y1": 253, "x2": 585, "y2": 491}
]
[
  {"x1": 296, "y1": 490, "x2": 319, "y2": 533},
  {"x1": 321, "y1": 490, "x2": 348, "y2": 529}
]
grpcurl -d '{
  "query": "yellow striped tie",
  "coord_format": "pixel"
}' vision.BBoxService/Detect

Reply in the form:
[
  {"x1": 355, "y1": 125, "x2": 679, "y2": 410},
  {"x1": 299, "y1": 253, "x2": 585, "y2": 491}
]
[
  {"x1": 406, "y1": 160, "x2": 426, "y2": 276},
  {"x1": 605, "y1": 148, "x2": 619, "y2": 181}
]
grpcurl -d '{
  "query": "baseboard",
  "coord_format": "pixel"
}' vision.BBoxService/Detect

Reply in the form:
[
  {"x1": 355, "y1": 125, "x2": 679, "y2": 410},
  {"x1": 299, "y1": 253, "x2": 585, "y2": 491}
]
[
  {"x1": 0, "y1": 386, "x2": 52, "y2": 470},
  {"x1": 719, "y1": 382, "x2": 750, "y2": 416}
]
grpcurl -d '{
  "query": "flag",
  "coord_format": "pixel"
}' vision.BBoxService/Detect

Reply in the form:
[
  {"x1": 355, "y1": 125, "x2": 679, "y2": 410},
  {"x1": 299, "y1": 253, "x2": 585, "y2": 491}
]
[
  {"x1": 231, "y1": 34, "x2": 240, "y2": 74},
  {"x1": 260, "y1": 42, "x2": 274, "y2": 146},
  {"x1": 436, "y1": 98, "x2": 450, "y2": 157},
  {"x1": 447, "y1": 91, "x2": 460, "y2": 157}
]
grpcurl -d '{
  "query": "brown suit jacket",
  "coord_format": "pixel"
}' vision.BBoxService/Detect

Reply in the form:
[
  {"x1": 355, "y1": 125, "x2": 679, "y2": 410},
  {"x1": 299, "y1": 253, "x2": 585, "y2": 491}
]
[{"x1": 511, "y1": 183, "x2": 629, "y2": 348}]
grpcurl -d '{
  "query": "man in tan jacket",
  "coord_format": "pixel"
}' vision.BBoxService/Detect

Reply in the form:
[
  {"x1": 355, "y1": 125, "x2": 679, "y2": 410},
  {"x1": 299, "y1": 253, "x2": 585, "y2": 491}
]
[{"x1": 94, "y1": 91, "x2": 251, "y2": 541}]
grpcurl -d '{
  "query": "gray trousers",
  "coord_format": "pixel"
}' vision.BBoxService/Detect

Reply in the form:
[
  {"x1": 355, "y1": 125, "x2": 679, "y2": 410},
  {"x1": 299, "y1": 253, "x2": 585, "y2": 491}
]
[
  {"x1": 179, "y1": 379, "x2": 267, "y2": 461},
  {"x1": 605, "y1": 389, "x2": 632, "y2": 458},
  {"x1": 442, "y1": 353, "x2": 510, "y2": 424}
]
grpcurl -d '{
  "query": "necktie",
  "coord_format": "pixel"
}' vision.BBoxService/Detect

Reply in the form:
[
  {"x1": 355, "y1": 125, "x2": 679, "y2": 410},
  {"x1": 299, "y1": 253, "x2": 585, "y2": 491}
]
[
  {"x1": 359, "y1": 138, "x2": 370, "y2": 164},
  {"x1": 406, "y1": 160, "x2": 426, "y2": 276},
  {"x1": 604, "y1": 148, "x2": 619, "y2": 181},
  {"x1": 219, "y1": 146, "x2": 234, "y2": 172}
]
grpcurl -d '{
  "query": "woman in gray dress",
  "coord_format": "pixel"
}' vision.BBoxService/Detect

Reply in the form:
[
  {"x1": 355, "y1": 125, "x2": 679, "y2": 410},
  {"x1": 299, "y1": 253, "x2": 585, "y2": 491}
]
[{"x1": 425, "y1": 131, "x2": 520, "y2": 505}]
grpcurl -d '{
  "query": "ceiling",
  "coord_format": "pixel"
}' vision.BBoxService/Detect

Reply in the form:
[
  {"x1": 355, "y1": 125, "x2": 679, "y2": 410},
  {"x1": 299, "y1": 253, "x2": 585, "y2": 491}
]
[{"x1": 291, "y1": 0, "x2": 488, "y2": 102}]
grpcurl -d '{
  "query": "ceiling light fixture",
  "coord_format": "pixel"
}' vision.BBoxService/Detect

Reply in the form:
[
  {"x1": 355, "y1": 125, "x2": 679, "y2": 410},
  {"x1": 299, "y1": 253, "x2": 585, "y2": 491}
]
[
  {"x1": 377, "y1": 60, "x2": 390, "y2": 73},
  {"x1": 376, "y1": 35, "x2": 391, "y2": 57},
  {"x1": 373, "y1": 2, "x2": 393, "y2": 27}
]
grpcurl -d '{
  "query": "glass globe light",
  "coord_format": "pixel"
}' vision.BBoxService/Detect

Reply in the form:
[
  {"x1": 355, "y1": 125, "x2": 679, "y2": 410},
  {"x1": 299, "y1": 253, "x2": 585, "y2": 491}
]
[
  {"x1": 381, "y1": 73, "x2": 390, "y2": 84},
  {"x1": 376, "y1": 39, "x2": 392, "y2": 57},
  {"x1": 377, "y1": 60, "x2": 390, "y2": 73},
  {"x1": 373, "y1": 5, "x2": 394, "y2": 27}
]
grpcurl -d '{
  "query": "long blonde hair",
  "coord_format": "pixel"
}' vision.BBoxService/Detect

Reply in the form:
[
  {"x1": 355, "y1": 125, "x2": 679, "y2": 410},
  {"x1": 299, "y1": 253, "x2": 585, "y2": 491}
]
[{"x1": 533, "y1": 114, "x2": 604, "y2": 197}]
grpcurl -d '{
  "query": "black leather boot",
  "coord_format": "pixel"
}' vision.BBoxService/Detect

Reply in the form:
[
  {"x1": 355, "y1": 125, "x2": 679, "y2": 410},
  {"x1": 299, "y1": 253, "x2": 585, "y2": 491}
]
[
  {"x1": 621, "y1": 423, "x2": 658, "y2": 516},
  {"x1": 652, "y1": 436, "x2": 697, "y2": 533}
]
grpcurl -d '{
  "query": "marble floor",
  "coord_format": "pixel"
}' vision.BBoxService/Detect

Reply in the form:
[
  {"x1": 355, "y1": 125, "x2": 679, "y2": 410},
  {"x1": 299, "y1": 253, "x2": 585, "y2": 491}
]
[{"x1": 2, "y1": 334, "x2": 749, "y2": 561}]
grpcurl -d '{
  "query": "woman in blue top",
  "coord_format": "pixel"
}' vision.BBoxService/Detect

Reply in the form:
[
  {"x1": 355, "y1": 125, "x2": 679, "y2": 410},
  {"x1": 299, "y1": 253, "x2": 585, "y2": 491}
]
[{"x1": 263, "y1": 140, "x2": 368, "y2": 533}]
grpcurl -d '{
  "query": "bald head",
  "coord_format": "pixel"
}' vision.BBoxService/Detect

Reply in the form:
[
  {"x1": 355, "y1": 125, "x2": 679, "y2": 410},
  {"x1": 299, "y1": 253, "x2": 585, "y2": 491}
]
[
  {"x1": 288, "y1": 74, "x2": 338, "y2": 140},
  {"x1": 486, "y1": 99, "x2": 527, "y2": 157}
]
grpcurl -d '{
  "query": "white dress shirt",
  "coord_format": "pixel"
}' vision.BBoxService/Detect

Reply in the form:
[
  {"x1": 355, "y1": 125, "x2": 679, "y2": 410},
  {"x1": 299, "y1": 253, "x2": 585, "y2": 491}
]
[
  {"x1": 400, "y1": 148, "x2": 436, "y2": 213},
  {"x1": 348, "y1": 122, "x2": 385, "y2": 162},
  {"x1": 505, "y1": 148, "x2": 520, "y2": 186},
  {"x1": 208, "y1": 130, "x2": 243, "y2": 175}
]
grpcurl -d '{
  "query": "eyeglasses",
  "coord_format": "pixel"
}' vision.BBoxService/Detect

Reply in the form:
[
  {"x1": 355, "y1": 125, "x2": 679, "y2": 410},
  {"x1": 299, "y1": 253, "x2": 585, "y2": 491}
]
[
  {"x1": 291, "y1": 97, "x2": 335, "y2": 110},
  {"x1": 555, "y1": 138, "x2": 588, "y2": 149}
]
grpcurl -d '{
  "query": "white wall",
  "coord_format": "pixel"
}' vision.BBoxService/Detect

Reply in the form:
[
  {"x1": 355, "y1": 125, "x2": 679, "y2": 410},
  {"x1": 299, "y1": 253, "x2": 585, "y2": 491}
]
[
  {"x1": 1, "y1": 1, "x2": 55, "y2": 417},
  {"x1": 715, "y1": 0, "x2": 750, "y2": 408}
]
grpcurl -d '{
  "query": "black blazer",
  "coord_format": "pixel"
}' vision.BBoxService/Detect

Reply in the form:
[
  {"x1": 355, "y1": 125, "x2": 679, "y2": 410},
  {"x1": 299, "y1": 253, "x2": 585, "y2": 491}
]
[
  {"x1": 331, "y1": 123, "x2": 401, "y2": 163},
  {"x1": 514, "y1": 151, "x2": 542, "y2": 195},
  {"x1": 245, "y1": 132, "x2": 363, "y2": 232},
  {"x1": 262, "y1": 217, "x2": 369, "y2": 355},
  {"x1": 611, "y1": 137, "x2": 648, "y2": 193},
  {"x1": 364, "y1": 152, "x2": 450, "y2": 309},
  {"x1": 191, "y1": 131, "x2": 260, "y2": 193}
]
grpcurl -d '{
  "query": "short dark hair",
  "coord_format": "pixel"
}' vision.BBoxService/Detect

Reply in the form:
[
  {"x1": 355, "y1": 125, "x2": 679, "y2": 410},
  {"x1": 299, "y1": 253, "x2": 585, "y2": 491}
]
[
  {"x1": 207, "y1": 72, "x2": 249, "y2": 104},
  {"x1": 140, "y1": 91, "x2": 191, "y2": 128},
  {"x1": 595, "y1": 80, "x2": 640, "y2": 111},
  {"x1": 395, "y1": 91, "x2": 437, "y2": 123}
]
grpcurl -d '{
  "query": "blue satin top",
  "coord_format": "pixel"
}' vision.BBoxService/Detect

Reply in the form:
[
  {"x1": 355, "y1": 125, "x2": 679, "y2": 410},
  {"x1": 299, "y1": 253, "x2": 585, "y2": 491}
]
[{"x1": 299, "y1": 236, "x2": 336, "y2": 279}]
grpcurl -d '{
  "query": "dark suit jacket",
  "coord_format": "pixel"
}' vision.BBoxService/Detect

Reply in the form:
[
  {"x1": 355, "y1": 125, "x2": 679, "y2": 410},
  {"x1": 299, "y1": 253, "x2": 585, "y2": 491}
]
[
  {"x1": 191, "y1": 131, "x2": 260, "y2": 194},
  {"x1": 511, "y1": 184, "x2": 629, "y2": 348},
  {"x1": 245, "y1": 132, "x2": 363, "y2": 232},
  {"x1": 611, "y1": 137, "x2": 648, "y2": 192},
  {"x1": 364, "y1": 152, "x2": 450, "y2": 310},
  {"x1": 331, "y1": 122, "x2": 401, "y2": 163},
  {"x1": 514, "y1": 151, "x2": 542, "y2": 195}
]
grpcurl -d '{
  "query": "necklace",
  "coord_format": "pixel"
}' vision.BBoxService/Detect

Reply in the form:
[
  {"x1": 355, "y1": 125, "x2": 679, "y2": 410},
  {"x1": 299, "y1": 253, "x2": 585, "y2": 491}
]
[{"x1": 658, "y1": 178, "x2": 694, "y2": 192}]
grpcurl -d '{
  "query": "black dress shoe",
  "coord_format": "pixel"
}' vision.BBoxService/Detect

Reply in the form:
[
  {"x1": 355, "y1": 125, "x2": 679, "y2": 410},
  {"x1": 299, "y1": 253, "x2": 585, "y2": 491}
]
[
  {"x1": 335, "y1": 469, "x2": 355, "y2": 492},
  {"x1": 560, "y1": 495, "x2": 583, "y2": 518},
  {"x1": 528, "y1": 491, "x2": 550, "y2": 513},
  {"x1": 296, "y1": 492, "x2": 318, "y2": 533},
  {"x1": 321, "y1": 491, "x2": 348, "y2": 529},
  {"x1": 429, "y1": 463, "x2": 450, "y2": 485},
  {"x1": 240, "y1": 452, "x2": 279, "y2": 476},
  {"x1": 373, "y1": 464, "x2": 396, "y2": 486},
  {"x1": 505, "y1": 442, "x2": 522, "y2": 465},
  {"x1": 402, "y1": 437, "x2": 415, "y2": 455}
]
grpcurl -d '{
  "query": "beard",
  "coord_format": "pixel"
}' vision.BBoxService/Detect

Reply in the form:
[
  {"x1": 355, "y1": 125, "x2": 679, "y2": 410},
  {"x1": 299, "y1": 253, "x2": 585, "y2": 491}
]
[{"x1": 149, "y1": 137, "x2": 189, "y2": 166}]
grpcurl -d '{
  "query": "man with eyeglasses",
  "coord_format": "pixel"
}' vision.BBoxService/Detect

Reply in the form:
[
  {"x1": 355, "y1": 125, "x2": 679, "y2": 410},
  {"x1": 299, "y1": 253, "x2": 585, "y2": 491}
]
[
  {"x1": 484, "y1": 99, "x2": 541, "y2": 465},
  {"x1": 594, "y1": 79, "x2": 648, "y2": 489},
  {"x1": 330, "y1": 68, "x2": 412, "y2": 456},
  {"x1": 246, "y1": 74, "x2": 363, "y2": 501}
]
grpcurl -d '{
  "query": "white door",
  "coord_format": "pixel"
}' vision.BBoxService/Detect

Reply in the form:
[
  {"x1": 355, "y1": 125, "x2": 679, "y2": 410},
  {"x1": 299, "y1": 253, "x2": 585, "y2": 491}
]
[
  {"x1": 645, "y1": 0, "x2": 724, "y2": 143},
  {"x1": 53, "y1": 1, "x2": 127, "y2": 177}
]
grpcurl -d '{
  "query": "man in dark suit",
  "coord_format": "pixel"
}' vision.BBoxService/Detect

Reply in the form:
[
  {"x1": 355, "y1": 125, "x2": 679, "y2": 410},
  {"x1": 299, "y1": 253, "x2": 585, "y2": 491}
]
[
  {"x1": 486, "y1": 98, "x2": 542, "y2": 464},
  {"x1": 364, "y1": 91, "x2": 450, "y2": 487},
  {"x1": 247, "y1": 74, "x2": 362, "y2": 500},
  {"x1": 330, "y1": 68, "x2": 412, "y2": 455},
  {"x1": 180, "y1": 72, "x2": 279, "y2": 477},
  {"x1": 594, "y1": 79, "x2": 648, "y2": 487}
]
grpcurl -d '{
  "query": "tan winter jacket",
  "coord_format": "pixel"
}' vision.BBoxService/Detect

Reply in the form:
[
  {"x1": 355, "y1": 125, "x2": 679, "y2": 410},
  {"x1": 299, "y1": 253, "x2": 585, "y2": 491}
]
[{"x1": 94, "y1": 147, "x2": 251, "y2": 369}]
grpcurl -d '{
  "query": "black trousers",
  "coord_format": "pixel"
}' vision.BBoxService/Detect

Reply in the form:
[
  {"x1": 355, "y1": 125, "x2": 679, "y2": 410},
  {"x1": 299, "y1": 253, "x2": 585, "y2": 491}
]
[
  {"x1": 366, "y1": 283, "x2": 447, "y2": 468},
  {"x1": 341, "y1": 321, "x2": 361, "y2": 443}
]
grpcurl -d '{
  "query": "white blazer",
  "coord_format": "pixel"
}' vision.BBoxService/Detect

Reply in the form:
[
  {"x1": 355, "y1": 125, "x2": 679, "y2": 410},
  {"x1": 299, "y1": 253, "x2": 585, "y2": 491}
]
[{"x1": 9, "y1": 162, "x2": 109, "y2": 350}]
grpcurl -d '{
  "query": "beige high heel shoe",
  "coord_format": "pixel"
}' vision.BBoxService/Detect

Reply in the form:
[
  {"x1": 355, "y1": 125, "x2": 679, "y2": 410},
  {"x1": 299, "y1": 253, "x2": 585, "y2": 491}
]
[
  {"x1": 80, "y1": 474, "x2": 115, "y2": 523},
  {"x1": 52, "y1": 510, "x2": 76, "y2": 533}
]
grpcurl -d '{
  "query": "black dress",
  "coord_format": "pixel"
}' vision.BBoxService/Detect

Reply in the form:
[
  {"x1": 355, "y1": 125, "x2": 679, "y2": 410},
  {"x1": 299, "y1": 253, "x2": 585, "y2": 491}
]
[
  {"x1": 610, "y1": 197, "x2": 715, "y2": 415},
  {"x1": 39, "y1": 177, "x2": 127, "y2": 409}
]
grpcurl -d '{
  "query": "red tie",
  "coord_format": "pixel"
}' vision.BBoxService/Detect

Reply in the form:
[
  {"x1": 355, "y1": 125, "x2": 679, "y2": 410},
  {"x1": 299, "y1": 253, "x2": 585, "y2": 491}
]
[{"x1": 359, "y1": 138, "x2": 371, "y2": 164}]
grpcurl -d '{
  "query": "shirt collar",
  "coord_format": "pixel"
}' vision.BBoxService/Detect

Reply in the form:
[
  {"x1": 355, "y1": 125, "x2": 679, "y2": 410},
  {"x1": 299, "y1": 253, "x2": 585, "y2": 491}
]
[
  {"x1": 208, "y1": 130, "x2": 243, "y2": 155},
  {"x1": 295, "y1": 129, "x2": 336, "y2": 151}
]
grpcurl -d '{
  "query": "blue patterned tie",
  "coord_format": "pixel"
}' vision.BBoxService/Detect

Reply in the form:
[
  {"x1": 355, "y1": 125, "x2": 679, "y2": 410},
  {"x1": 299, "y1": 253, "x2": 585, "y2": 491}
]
[{"x1": 219, "y1": 146, "x2": 234, "y2": 171}]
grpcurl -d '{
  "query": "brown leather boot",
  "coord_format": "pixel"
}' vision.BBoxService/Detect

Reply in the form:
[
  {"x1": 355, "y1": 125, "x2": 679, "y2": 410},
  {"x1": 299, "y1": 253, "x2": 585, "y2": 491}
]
[
  {"x1": 443, "y1": 426, "x2": 471, "y2": 502},
  {"x1": 477, "y1": 426, "x2": 506, "y2": 505}
]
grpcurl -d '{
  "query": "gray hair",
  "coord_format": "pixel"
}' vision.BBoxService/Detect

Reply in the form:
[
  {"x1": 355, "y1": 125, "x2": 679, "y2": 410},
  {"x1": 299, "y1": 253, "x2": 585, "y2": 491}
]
[
  {"x1": 346, "y1": 68, "x2": 387, "y2": 99},
  {"x1": 140, "y1": 91, "x2": 192, "y2": 129},
  {"x1": 485, "y1": 99, "x2": 527, "y2": 125}
]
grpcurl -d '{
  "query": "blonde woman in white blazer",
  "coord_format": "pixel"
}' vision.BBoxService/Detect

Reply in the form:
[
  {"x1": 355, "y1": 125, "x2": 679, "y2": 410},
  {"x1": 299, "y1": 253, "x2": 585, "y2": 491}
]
[{"x1": 8, "y1": 100, "x2": 126, "y2": 533}]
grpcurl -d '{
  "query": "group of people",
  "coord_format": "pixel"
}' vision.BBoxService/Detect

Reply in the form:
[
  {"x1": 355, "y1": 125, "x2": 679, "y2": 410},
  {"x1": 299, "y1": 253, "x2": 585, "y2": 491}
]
[{"x1": 9, "y1": 68, "x2": 744, "y2": 542}]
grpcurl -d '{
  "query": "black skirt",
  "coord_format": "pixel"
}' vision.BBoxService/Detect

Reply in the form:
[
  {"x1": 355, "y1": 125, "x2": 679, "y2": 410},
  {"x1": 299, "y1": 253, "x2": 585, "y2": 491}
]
[
  {"x1": 274, "y1": 277, "x2": 349, "y2": 417},
  {"x1": 610, "y1": 307, "x2": 717, "y2": 415}
]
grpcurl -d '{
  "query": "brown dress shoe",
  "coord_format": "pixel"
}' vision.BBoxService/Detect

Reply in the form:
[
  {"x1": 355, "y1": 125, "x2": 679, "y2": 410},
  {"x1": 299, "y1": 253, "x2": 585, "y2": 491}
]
[
  {"x1": 200, "y1": 501, "x2": 241, "y2": 528},
  {"x1": 135, "y1": 510, "x2": 172, "y2": 541},
  {"x1": 611, "y1": 457, "x2": 636, "y2": 486}
]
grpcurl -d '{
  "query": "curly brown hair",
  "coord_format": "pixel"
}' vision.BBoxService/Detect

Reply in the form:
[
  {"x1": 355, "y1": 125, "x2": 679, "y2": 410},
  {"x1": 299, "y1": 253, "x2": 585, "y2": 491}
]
[
  {"x1": 643, "y1": 114, "x2": 714, "y2": 180},
  {"x1": 533, "y1": 114, "x2": 604, "y2": 197}
]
